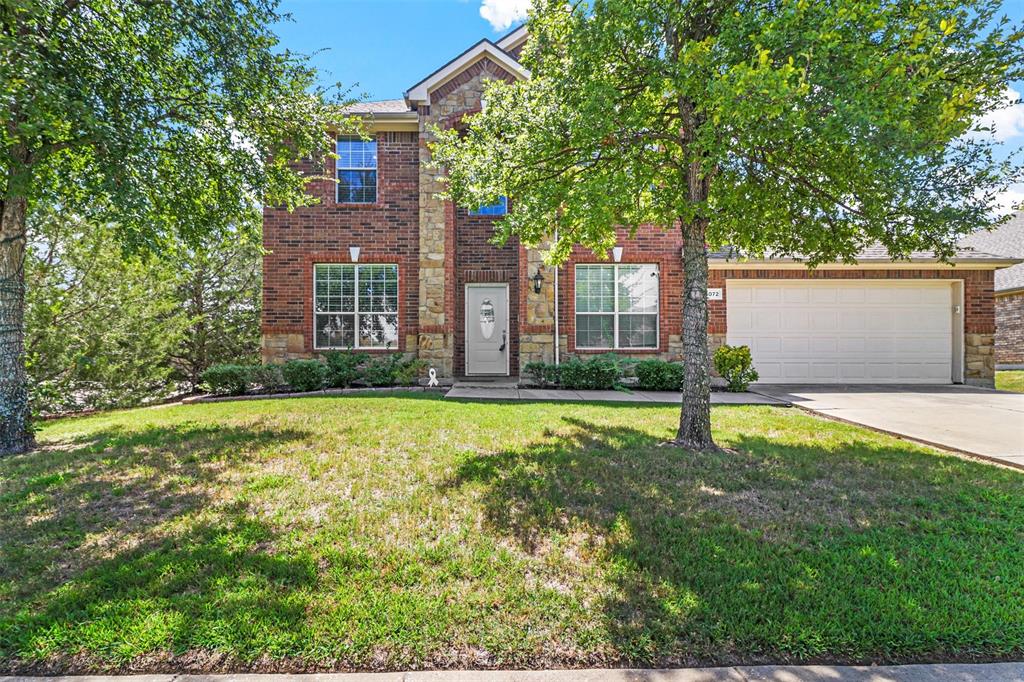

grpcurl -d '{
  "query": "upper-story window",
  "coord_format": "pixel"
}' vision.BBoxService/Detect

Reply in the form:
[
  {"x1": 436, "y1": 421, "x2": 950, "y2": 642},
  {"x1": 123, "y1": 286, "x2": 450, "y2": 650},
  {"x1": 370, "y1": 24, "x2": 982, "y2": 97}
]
[
  {"x1": 337, "y1": 136, "x2": 377, "y2": 204},
  {"x1": 470, "y1": 196, "x2": 507, "y2": 216}
]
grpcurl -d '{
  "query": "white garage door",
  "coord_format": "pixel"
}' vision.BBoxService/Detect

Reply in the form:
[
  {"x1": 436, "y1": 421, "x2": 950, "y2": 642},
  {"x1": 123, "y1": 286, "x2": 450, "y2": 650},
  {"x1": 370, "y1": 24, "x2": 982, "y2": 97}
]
[{"x1": 726, "y1": 280, "x2": 954, "y2": 384}]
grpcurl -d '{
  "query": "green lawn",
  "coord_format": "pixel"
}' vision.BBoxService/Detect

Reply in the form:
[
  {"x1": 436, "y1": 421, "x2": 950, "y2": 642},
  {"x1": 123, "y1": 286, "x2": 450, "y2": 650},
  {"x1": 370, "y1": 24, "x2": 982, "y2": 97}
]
[
  {"x1": 1, "y1": 395, "x2": 1022, "y2": 673},
  {"x1": 996, "y1": 370, "x2": 1024, "y2": 393}
]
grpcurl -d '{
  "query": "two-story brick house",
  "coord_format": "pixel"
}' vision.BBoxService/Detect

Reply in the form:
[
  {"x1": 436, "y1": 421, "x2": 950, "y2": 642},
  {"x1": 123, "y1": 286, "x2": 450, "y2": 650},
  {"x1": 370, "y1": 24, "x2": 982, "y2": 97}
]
[{"x1": 262, "y1": 25, "x2": 1018, "y2": 387}]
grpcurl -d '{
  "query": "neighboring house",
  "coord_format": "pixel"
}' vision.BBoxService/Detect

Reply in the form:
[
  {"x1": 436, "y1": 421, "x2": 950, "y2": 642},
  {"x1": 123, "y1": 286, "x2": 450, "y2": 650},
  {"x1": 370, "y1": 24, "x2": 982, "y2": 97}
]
[
  {"x1": 262, "y1": 25, "x2": 1019, "y2": 387},
  {"x1": 961, "y1": 211, "x2": 1024, "y2": 370}
]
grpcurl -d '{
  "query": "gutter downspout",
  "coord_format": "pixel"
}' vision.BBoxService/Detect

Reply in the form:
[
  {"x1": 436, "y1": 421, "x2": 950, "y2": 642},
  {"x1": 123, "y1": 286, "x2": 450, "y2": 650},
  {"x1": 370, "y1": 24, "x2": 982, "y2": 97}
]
[{"x1": 553, "y1": 227, "x2": 560, "y2": 366}]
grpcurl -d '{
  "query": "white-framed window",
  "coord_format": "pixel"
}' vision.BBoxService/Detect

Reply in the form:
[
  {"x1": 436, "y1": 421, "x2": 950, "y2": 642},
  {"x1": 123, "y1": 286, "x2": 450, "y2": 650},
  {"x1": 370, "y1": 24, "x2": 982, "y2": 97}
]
[
  {"x1": 575, "y1": 264, "x2": 659, "y2": 349},
  {"x1": 470, "y1": 196, "x2": 507, "y2": 216},
  {"x1": 336, "y1": 136, "x2": 377, "y2": 203},
  {"x1": 314, "y1": 264, "x2": 398, "y2": 349}
]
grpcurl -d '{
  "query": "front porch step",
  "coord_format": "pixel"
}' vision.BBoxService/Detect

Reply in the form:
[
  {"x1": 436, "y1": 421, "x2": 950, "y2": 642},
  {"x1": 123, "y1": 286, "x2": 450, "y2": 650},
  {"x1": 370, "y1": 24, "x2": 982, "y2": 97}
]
[{"x1": 452, "y1": 377, "x2": 519, "y2": 389}]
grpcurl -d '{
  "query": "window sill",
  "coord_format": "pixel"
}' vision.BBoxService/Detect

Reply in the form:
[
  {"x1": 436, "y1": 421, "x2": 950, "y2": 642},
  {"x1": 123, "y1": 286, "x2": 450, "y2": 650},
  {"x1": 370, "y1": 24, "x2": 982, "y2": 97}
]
[
  {"x1": 573, "y1": 347, "x2": 662, "y2": 354},
  {"x1": 313, "y1": 346, "x2": 401, "y2": 352}
]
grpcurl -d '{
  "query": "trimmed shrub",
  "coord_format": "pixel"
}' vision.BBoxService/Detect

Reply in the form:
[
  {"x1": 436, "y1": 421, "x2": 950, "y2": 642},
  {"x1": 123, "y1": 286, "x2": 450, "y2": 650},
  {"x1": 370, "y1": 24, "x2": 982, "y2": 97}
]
[
  {"x1": 557, "y1": 355, "x2": 620, "y2": 390},
  {"x1": 282, "y1": 359, "x2": 327, "y2": 392},
  {"x1": 523, "y1": 361, "x2": 561, "y2": 387},
  {"x1": 200, "y1": 364, "x2": 251, "y2": 396},
  {"x1": 362, "y1": 354, "x2": 424, "y2": 387},
  {"x1": 393, "y1": 357, "x2": 427, "y2": 386},
  {"x1": 324, "y1": 350, "x2": 369, "y2": 388},
  {"x1": 713, "y1": 344, "x2": 759, "y2": 392},
  {"x1": 249, "y1": 364, "x2": 285, "y2": 393},
  {"x1": 634, "y1": 359, "x2": 685, "y2": 391}
]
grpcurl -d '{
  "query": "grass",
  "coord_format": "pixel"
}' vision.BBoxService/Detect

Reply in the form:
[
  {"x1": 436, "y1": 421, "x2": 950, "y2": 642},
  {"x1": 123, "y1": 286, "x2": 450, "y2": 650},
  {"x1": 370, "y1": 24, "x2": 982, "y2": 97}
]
[
  {"x1": 1, "y1": 394, "x2": 1022, "y2": 673},
  {"x1": 996, "y1": 370, "x2": 1024, "y2": 393}
]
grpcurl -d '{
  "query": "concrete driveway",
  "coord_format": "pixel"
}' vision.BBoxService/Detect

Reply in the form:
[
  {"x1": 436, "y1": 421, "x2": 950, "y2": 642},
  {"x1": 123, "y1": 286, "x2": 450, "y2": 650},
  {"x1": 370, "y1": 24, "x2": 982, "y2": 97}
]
[{"x1": 753, "y1": 384, "x2": 1024, "y2": 468}]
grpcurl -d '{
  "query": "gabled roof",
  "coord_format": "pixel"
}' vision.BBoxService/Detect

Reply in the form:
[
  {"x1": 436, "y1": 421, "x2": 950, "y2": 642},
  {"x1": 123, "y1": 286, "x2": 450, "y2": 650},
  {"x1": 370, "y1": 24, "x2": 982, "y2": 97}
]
[
  {"x1": 496, "y1": 24, "x2": 528, "y2": 54},
  {"x1": 404, "y1": 38, "x2": 529, "y2": 106},
  {"x1": 959, "y1": 211, "x2": 1024, "y2": 293}
]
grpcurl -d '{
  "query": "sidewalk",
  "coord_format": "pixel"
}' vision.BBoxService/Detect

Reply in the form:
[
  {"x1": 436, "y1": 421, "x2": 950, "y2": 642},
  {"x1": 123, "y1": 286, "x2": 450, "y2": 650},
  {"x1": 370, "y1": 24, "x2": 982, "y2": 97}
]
[
  {"x1": 5, "y1": 663, "x2": 1023, "y2": 681},
  {"x1": 445, "y1": 386, "x2": 787, "y2": 405}
]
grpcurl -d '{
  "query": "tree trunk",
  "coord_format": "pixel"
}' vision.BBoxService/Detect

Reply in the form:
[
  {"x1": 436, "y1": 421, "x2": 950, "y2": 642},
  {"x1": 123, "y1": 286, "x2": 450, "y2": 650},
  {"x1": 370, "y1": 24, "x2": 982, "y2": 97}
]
[
  {"x1": 674, "y1": 153, "x2": 716, "y2": 450},
  {"x1": 0, "y1": 194, "x2": 34, "y2": 456}
]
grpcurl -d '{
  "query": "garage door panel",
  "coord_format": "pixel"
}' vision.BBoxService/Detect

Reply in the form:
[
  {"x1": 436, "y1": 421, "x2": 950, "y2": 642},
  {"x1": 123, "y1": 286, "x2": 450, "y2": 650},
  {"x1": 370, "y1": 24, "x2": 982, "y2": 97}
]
[
  {"x1": 754, "y1": 310, "x2": 779, "y2": 329},
  {"x1": 754, "y1": 288, "x2": 782, "y2": 304},
  {"x1": 781, "y1": 310, "x2": 810, "y2": 330},
  {"x1": 838, "y1": 288, "x2": 866, "y2": 303},
  {"x1": 811, "y1": 311, "x2": 838, "y2": 330},
  {"x1": 781, "y1": 337, "x2": 809, "y2": 354},
  {"x1": 727, "y1": 280, "x2": 953, "y2": 384},
  {"x1": 809, "y1": 288, "x2": 837, "y2": 303},
  {"x1": 811, "y1": 364, "x2": 838, "y2": 379},
  {"x1": 808, "y1": 337, "x2": 838, "y2": 354},
  {"x1": 783, "y1": 288, "x2": 810, "y2": 304},
  {"x1": 753, "y1": 337, "x2": 781, "y2": 354},
  {"x1": 838, "y1": 311, "x2": 868, "y2": 330}
]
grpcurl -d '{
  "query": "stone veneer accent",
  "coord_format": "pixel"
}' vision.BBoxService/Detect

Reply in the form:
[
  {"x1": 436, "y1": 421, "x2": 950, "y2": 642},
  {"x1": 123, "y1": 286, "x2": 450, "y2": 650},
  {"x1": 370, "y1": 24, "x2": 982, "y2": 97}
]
[{"x1": 416, "y1": 56, "x2": 517, "y2": 377}]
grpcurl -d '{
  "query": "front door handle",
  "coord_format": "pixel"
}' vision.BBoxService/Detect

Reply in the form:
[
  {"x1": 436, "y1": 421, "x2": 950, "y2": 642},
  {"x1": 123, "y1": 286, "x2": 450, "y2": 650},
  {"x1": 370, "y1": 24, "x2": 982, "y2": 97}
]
[{"x1": 499, "y1": 330, "x2": 506, "y2": 352}]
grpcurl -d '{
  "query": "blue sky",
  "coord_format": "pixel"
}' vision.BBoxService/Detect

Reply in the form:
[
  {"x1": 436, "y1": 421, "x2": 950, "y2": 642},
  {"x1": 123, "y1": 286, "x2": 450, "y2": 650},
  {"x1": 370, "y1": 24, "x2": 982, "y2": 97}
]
[{"x1": 274, "y1": 0, "x2": 1024, "y2": 212}]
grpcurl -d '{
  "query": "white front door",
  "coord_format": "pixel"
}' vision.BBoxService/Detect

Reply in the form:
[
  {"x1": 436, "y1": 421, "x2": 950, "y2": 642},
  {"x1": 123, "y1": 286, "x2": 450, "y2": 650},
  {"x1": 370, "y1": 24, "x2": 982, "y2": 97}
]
[
  {"x1": 726, "y1": 280, "x2": 955, "y2": 384},
  {"x1": 465, "y1": 284, "x2": 509, "y2": 375}
]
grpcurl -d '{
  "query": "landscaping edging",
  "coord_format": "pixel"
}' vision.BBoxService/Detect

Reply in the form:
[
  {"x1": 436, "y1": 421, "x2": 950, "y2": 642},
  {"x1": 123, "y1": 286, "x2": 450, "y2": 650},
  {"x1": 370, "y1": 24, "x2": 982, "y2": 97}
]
[{"x1": 181, "y1": 385, "x2": 450, "y2": 405}]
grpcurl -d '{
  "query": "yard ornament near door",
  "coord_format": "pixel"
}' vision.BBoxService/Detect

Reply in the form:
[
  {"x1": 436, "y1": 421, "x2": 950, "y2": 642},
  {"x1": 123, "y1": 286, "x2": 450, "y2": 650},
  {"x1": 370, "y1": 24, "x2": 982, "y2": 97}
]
[{"x1": 427, "y1": 367, "x2": 439, "y2": 387}]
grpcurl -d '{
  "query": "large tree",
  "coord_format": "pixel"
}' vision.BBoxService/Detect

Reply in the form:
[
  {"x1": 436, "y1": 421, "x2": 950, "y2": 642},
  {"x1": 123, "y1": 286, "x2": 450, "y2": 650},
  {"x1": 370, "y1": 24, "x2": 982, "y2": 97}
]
[
  {"x1": 169, "y1": 232, "x2": 263, "y2": 391},
  {"x1": 25, "y1": 208, "x2": 185, "y2": 414},
  {"x1": 25, "y1": 208, "x2": 263, "y2": 415},
  {"x1": 1, "y1": 0, "x2": 345, "y2": 453},
  {"x1": 432, "y1": 0, "x2": 1023, "y2": 450}
]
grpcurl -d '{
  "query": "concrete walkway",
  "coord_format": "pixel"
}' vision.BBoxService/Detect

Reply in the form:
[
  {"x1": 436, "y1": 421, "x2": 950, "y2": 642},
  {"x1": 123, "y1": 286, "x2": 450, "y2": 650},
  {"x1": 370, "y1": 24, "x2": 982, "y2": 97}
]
[
  {"x1": 5, "y1": 663, "x2": 1023, "y2": 681},
  {"x1": 753, "y1": 384, "x2": 1024, "y2": 469},
  {"x1": 445, "y1": 386, "x2": 786, "y2": 406}
]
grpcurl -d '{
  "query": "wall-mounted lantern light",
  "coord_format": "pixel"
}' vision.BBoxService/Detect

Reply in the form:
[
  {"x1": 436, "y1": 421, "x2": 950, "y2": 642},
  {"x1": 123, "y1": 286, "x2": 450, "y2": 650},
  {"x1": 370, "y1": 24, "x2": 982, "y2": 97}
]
[
  {"x1": 349, "y1": 246, "x2": 361, "y2": 262},
  {"x1": 612, "y1": 246, "x2": 624, "y2": 263},
  {"x1": 530, "y1": 269, "x2": 545, "y2": 294}
]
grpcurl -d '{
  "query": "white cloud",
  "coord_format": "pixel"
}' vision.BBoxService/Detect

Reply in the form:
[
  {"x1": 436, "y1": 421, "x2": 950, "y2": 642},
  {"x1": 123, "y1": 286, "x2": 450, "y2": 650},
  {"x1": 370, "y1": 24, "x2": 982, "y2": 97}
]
[
  {"x1": 480, "y1": 0, "x2": 531, "y2": 31},
  {"x1": 993, "y1": 183, "x2": 1024, "y2": 217},
  {"x1": 975, "y1": 87, "x2": 1024, "y2": 142}
]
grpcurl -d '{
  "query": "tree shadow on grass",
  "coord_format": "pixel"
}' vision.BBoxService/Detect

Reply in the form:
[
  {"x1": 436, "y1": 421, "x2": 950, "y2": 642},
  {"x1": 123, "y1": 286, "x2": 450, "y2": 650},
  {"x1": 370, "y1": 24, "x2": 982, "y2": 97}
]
[
  {"x1": 446, "y1": 416, "x2": 1024, "y2": 665},
  {"x1": 0, "y1": 422, "x2": 314, "y2": 671}
]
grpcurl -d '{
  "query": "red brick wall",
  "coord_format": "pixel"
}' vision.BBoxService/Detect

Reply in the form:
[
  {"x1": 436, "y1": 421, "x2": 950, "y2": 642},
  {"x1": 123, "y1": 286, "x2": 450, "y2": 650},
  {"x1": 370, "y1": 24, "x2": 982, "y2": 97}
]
[
  {"x1": 552, "y1": 225, "x2": 996, "y2": 357},
  {"x1": 453, "y1": 206, "x2": 521, "y2": 375},
  {"x1": 262, "y1": 131, "x2": 420, "y2": 352},
  {"x1": 707, "y1": 267, "x2": 995, "y2": 335},
  {"x1": 996, "y1": 292, "x2": 1024, "y2": 366},
  {"x1": 557, "y1": 226, "x2": 684, "y2": 355}
]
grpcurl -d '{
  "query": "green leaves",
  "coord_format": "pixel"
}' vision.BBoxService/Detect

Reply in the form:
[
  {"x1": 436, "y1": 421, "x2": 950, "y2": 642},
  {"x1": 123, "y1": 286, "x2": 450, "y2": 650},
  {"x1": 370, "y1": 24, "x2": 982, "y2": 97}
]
[
  {"x1": 1, "y1": 0, "x2": 354, "y2": 254},
  {"x1": 432, "y1": 0, "x2": 1023, "y2": 266}
]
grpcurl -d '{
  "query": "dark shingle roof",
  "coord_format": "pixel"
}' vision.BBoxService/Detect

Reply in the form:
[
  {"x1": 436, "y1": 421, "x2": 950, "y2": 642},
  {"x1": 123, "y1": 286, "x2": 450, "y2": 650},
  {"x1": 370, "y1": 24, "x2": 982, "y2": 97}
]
[
  {"x1": 341, "y1": 99, "x2": 412, "y2": 115},
  {"x1": 959, "y1": 212, "x2": 1024, "y2": 293},
  {"x1": 708, "y1": 240, "x2": 1017, "y2": 266}
]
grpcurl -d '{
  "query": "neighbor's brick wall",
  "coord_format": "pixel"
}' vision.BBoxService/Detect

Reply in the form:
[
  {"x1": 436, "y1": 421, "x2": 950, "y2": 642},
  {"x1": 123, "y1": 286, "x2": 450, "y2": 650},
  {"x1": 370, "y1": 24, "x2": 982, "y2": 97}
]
[
  {"x1": 262, "y1": 131, "x2": 420, "y2": 362},
  {"x1": 996, "y1": 292, "x2": 1024, "y2": 367}
]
